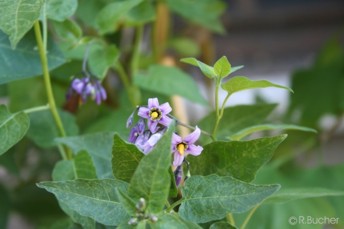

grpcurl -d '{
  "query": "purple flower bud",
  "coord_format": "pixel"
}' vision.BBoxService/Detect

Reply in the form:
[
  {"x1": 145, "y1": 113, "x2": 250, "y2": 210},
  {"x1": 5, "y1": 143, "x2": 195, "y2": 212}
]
[{"x1": 174, "y1": 165, "x2": 183, "y2": 186}]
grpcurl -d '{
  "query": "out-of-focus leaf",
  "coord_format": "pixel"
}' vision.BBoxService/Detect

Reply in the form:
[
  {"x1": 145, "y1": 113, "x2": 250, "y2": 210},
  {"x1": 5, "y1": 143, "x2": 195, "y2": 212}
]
[
  {"x1": 189, "y1": 135, "x2": 287, "y2": 182},
  {"x1": 128, "y1": 125, "x2": 174, "y2": 214},
  {"x1": 179, "y1": 175, "x2": 280, "y2": 223},
  {"x1": 0, "y1": 105, "x2": 29, "y2": 155},
  {"x1": 0, "y1": 0, "x2": 43, "y2": 48},
  {"x1": 228, "y1": 124, "x2": 316, "y2": 141},
  {"x1": 112, "y1": 134, "x2": 143, "y2": 182},
  {"x1": 125, "y1": 0, "x2": 155, "y2": 25},
  {"x1": 198, "y1": 104, "x2": 277, "y2": 142},
  {"x1": 221, "y1": 76, "x2": 293, "y2": 95},
  {"x1": 27, "y1": 110, "x2": 78, "y2": 148},
  {"x1": 95, "y1": 0, "x2": 143, "y2": 34},
  {"x1": 134, "y1": 65, "x2": 207, "y2": 105},
  {"x1": 210, "y1": 222, "x2": 236, "y2": 229},
  {"x1": 56, "y1": 132, "x2": 114, "y2": 179},
  {"x1": 169, "y1": 38, "x2": 200, "y2": 57},
  {"x1": 0, "y1": 185, "x2": 10, "y2": 228},
  {"x1": 89, "y1": 44, "x2": 119, "y2": 80},
  {"x1": 166, "y1": 0, "x2": 226, "y2": 33},
  {"x1": 37, "y1": 179, "x2": 129, "y2": 226},
  {"x1": 44, "y1": 0, "x2": 78, "y2": 22},
  {"x1": 52, "y1": 19, "x2": 82, "y2": 44},
  {"x1": 0, "y1": 30, "x2": 65, "y2": 84}
]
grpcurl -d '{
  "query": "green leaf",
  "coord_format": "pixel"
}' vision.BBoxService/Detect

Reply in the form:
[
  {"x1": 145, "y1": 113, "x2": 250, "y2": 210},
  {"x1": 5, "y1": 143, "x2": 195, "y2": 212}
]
[
  {"x1": 198, "y1": 104, "x2": 277, "y2": 142},
  {"x1": 128, "y1": 125, "x2": 174, "y2": 214},
  {"x1": 0, "y1": 184, "x2": 10, "y2": 229},
  {"x1": 44, "y1": 0, "x2": 78, "y2": 22},
  {"x1": 52, "y1": 19, "x2": 82, "y2": 44},
  {"x1": 189, "y1": 135, "x2": 287, "y2": 182},
  {"x1": 169, "y1": 38, "x2": 201, "y2": 57},
  {"x1": 52, "y1": 160, "x2": 96, "y2": 228},
  {"x1": 179, "y1": 175, "x2": 280, "y2": 223},
  {"x1": 89, "y1": 44, "x2": 119, "y2": 80},
  {"x1": 0, "y1": 0, "x2": 43, "y2": 48},
  {"x1": 180, "y1": 57, "x2": 216, "y2": 79},
  {"x1": 222, "y1": 76, "x2": 293, "y2": 95},
  {"x1": 214, "y1": 56, "x2": 231, "y2": 78},
  {"x1": 265, "y1": 188, "x2": 344, "y2": 204},
  {"x1": 166, "y1": 0, "x2": 226, "y2": 33},
  {"x1": 0, "y1": 30, "x2": 65, "y2": 84},
  {"x1": 229, "y1": 124, "x2": 316, "y2": 141},
  {"x1": 150, "y1": 213, "x2": 202, "y2": 229},
  {"x1": 229, "y1": 65, "x2": 244, "y2": 75},
  {"x1": 117, "y1": 189, "x2": 137, "y2": 215},
  {"x1": 125, "y1": 0, "x2": 156, "y2": 26},
  {"x1": 74, "y1": 151, "x2": 97, "y2": 179},
  {"x1": 134, "y1": 65, "x2": 207, "y2": 105},
  {"x1": 37, "y1": 179, "x2": 129, "y2": 226},
  {"x1": 0, "y1": 105, "x2": 29, "y2": 156},
  {"x1": 26, "y1": 110, "x2": 78, "y2": 148},
  {"x1": 112, "y1": 134, "x2": 144, "y2": 182},
  {"x1": 95, "y1": 0, "x2": 143, "y2": 34},
  {"x1": 210, "y1": 222, "x2": 236, "y2": 229},
  {"x1": 56, "y1": 132, "x2": 115, "y2": 179}
]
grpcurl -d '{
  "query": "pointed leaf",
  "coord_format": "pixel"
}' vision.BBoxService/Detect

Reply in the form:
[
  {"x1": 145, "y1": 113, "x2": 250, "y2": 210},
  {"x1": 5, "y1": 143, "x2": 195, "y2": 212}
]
[
  {"x1": 134, "y1": 65, "x2": 207, "y2": 105},
  {"x1": 214, "y1": 56, "x2": 231, "y2": 78},
  {"x1": 0, "y1": 0, "x2": 43, "y2": 48},
  {"x1": 112, "y1": 134, "x2": 144, "y2": 182},
  {"x1": 229, "y1": 65, "x2": 244, "y2": 75},
  {"x1": 180, "y1": 57, "x2": 216, "y2": 79},
  {"x1": 56, "y1": 132, "x2": 114, "y2": 179},
  {"x1": 117, "y1": 189, "x2": 137, "y2": 215},
  {"x1": 179, "y1": 175, "x2": 280, "y2": 223},
  {"x1": 229, "y1": 123, "x2": 316, "y2": 140},
  {"x1": 89, "y1": 44, "x2": 119, "y2": 80},
  {"x1": 0, "y1": 30, "x2": 65, "y2": 84},
  {"x1": 37, "y1": 179, "x2": 129, "y2": 226},
  {"x1": 128, "y1": 125, "x2": 174, "y2": 213},
  {"x1": 222, "y1": 76, "x2": 293, "y2": 95},
  {"x1": 189, "y1": 135, "x2": 287, "y2": 182},
  {"x1": 0, "y1": 105, "x2": 29, "y2": 156}
]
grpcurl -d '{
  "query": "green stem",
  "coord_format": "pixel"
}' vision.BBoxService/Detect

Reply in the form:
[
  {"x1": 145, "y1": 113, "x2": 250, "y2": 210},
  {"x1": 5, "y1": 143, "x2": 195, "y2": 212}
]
[
  {"x1": 166, "y1": 199, "x2": 184, "y2": 212},
  {"x1": 130, "y1": 26, "x2": 144, "y2": 76},
  {"x1": 23, "y1": 104, "x2": 50, "y2": 114},
  {"x1": 211, "y1": 79, "x2": 221, "y2": 139},
  {"x1": 226, "y1": 213, "x2": 236, "y2": 226},
  {"x1": 115, "y1": 63, "x2": 137, "y2": 107},
  {"x1": 240, "y1": 205, "x2": 259, "y2": 229},
  {"x1": 34, "y1": 21, "x2": 71, "y2": 160}
]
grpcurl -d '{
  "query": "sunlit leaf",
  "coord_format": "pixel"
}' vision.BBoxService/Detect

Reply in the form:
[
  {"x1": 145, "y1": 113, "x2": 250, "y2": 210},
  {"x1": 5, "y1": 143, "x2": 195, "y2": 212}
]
[{"x1": 214, "y1": 56, "x2": 231, "y2": 78}]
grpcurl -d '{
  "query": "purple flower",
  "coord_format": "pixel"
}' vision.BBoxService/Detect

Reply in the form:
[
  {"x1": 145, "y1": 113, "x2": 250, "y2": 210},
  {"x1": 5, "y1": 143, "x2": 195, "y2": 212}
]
[
  {"x1": 171, "y1": 127, "x2": 203, "y2": 167},
  {"x1": 138, "y1": 98, "x2": 172, "y2": 133},
  {"x1": 68, "y1": 77, "x2": 107, "y2": 105},
  {"x1": 135, "y1": 130, "x2": 165, "y2": 154},
  {"x1": 128, "y1": 119, "x2": 145, "y2": 143},
  {"x1": 174, "y1": 165, "x2": 183, "y2": 186}
]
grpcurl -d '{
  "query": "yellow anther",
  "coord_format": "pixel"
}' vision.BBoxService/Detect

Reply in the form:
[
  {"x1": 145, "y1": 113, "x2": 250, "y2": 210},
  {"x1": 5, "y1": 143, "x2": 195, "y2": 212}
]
[
  {"x1": 177, "y1": 143, "x2": 186, "y2": 156},
  {"x1": 151, "y1": 111, "x2": 159, "y2": 119}
]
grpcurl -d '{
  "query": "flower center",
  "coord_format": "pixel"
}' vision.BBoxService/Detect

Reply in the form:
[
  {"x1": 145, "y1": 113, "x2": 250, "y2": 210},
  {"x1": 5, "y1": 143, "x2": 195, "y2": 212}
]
[
  {"x1": 149, "y1": 108, "x2": 161, "y2": 121},
  {"x1": 177, "y1": 143, "x2": 187, "y2": 156}
]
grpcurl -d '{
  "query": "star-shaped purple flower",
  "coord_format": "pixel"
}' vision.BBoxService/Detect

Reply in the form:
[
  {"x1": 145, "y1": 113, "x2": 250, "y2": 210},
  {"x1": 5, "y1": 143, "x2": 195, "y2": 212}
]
[
  {"x1": 171, "y1": 127, "x2": 203, "y2": 167},
  {"x1": 138, "y1": 98, "x2": 172, "y2": 133}
]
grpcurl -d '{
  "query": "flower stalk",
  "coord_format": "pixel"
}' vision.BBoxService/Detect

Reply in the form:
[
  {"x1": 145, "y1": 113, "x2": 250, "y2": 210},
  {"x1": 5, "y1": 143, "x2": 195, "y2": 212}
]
[{"x1": 34, "y1": 21, "x2": 71, "y2": 160}]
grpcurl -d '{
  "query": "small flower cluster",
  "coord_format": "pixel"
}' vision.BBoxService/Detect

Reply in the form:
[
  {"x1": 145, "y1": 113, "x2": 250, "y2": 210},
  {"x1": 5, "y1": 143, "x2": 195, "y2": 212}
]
[
  {"x1": 127, "y1": 98, "x2": 203, "y2": 169},
  {"x1": 67, "y1": 76, "x2": 107, "y2": 105},
  {"x1": 128, "y1": 198, "x2": 158, "y2": 225}
]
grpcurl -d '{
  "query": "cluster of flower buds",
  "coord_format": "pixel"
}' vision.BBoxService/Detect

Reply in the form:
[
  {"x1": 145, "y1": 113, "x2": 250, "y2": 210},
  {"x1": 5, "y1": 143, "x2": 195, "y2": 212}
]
[
  {"x1": 127, "y1": 98, "x2": 203, "y2": 185},
  {"x1": 67, "y1": 76, "x2": 107, "y2": 105},
  {"x1": 128, "y1": 198, "x2": 158, "y2": 226}
]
